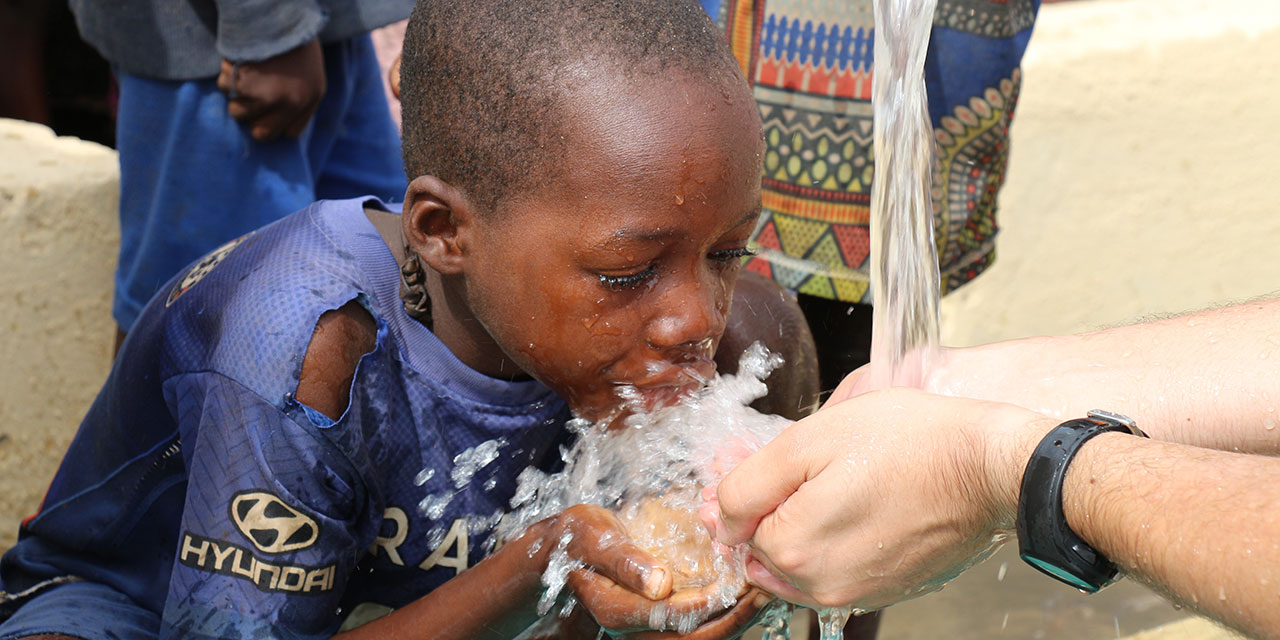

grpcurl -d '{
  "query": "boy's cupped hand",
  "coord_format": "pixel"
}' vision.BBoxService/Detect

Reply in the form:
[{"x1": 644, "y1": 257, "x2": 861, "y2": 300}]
[{"x1": 553, "y1": 504, "x2": 772, "y2": 639}]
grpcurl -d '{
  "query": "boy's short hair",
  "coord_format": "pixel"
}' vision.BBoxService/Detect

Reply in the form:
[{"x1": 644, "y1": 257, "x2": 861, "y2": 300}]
[{"x1": 400, "y1": 0, "x2": 745, "y2": 212}]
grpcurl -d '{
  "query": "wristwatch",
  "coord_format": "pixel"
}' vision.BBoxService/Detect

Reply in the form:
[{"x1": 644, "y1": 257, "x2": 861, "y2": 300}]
[{"x1": 1016, "y1": 409, "x2": 1147, "y2": 593}]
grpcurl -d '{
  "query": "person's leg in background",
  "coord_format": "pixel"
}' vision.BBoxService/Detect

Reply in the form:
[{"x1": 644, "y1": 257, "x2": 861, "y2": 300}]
[
  {"x1": 796, "y1": 296, "x2": 875, "y2": 398},
  {"x1": 112, "y1": 74, "x2": 321, "y2": 336},
  {"x1": 308, "y1": 34, "x2": 406, "y2": 205},
  {"x1": 112, "y1": 34, "x2": 406, "y2": 349}
]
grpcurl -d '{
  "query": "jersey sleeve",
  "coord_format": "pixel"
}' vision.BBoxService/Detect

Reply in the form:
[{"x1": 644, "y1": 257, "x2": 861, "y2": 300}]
[{"x1": 159, "y1": 371, "x2": 376, "y2": 640}]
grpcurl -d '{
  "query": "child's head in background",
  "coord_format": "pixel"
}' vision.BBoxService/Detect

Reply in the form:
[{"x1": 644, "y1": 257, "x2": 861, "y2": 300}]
[{"x1": 398, "y1": 0, "x2": 764, "y2": 422}]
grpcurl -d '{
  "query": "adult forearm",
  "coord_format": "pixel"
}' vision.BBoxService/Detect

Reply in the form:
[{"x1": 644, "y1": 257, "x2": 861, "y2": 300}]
[
  {"x1": 1061, "y1": 432, "x2": 1280, "y2": 638},
  {"x1": 936, "y1": 298, "x2": 1280, "y2": 453}
]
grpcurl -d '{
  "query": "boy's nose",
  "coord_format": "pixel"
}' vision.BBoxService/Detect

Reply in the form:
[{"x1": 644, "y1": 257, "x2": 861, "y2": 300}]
[{"x1": 645, "y1": 276, "x2": 727, "y2": 351}]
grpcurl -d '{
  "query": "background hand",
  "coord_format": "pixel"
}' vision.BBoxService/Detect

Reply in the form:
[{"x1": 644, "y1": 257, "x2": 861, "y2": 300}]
[
  {"x1": 705, "y1": 389, "x2": 1050, "y2": 610},
  {"x1": 216, "y1": 39, "x2": 326, "y2": 141}
]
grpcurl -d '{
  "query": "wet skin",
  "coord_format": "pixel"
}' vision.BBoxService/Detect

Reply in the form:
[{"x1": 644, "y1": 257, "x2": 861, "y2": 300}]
[
  {"x1": 406, "y1": 68, "x2": 766, "y2": 424},
  {"x1": 288, "y1": 69, "x2": 781, "y2": 639}
]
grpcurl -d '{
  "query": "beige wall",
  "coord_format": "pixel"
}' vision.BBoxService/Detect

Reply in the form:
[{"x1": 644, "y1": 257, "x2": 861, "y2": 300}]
[
  {"x1": 0, "y1": 119, "x2": 118, "y2": 548},
  {"x1": 941, "y1": 0, "x2": 1280, "y2": 346}
]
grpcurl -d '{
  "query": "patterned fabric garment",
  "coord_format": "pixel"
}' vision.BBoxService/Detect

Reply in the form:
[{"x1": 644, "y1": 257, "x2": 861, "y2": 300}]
[
  {"x1": 0, "y1": 199, "x2": 571, "y2": 639},
  {"x1": 703, "y1": 0, "x2": 1039, "y2": 301}
]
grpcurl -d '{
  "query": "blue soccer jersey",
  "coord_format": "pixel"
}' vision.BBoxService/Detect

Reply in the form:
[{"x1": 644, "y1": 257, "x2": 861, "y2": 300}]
[{"x1": 0, "y1": 199, "x2": 571, "y2": 639}]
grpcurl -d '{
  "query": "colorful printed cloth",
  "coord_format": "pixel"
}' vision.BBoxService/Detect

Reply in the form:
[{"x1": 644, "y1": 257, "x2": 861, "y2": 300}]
[{"x1": 703, "y1": 0, "x2": 1039, "y2": 302}]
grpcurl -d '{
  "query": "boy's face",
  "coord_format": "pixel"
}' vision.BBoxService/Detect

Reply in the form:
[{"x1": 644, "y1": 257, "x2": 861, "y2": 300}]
[{"x1": 464, "y1": 71, "x2": 764, "y2": 422}]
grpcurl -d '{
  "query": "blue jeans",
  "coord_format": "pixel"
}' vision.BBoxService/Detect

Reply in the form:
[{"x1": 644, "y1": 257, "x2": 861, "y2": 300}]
[{"x1": 113, "y1": 34, "x2": 406, "y2": 330}]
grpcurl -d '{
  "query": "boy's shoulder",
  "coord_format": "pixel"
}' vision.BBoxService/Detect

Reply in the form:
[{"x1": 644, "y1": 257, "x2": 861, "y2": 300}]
[{"x1": 135, "y1": 198, "x2": 397, "y2": 406}]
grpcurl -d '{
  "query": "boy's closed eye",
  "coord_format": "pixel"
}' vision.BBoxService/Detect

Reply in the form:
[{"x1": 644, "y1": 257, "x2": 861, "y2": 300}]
[
  {"x1": 595, "y1": 247, "x2": 755, "y2": 292},
  {"x1": 599, "y1": 267, "x2": 657, "y2": 291},
  {"x1": 709, "y1": 246, "x2": 755, "y2": 263}
]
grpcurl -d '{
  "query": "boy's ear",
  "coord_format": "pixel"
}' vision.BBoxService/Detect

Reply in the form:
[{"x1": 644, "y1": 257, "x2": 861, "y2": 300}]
[{"x1": 402, "y1": 175, "x2": 476, "y2": 275}]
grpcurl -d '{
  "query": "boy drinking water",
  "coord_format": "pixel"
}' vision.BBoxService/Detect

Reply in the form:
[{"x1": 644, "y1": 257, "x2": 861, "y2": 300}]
[{"x1": 0, "y1": 1, "x2": 813, "y2": 638}]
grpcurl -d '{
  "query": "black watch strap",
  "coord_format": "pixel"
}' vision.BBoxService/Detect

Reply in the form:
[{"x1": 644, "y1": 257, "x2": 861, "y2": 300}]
[{"x1": 1016, "y1": 410, "x2": 1147, "y2": 593}]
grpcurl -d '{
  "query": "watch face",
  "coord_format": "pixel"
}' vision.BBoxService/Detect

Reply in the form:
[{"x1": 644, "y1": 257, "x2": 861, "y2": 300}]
[{"x1": 1021, "y1": 553, "x2": 1103, "y2": 593}]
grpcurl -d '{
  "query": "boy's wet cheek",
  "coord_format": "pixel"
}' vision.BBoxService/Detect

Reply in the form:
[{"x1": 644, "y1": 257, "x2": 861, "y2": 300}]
[{"x1": 579, "y1": 313, "x2": 625, "y2": 336}]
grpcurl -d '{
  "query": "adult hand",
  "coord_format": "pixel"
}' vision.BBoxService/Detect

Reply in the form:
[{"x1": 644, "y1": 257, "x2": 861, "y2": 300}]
[
  {"x1": 553, "y1": 505, "x2": 772, "y2": 638},
  {"x1": 826, "y1": 362, "x2": 874, "y2": 404},
  {"x1": 216, "y1": 39, "x2": 326, "y2": 141},
  {"x1": 702, "y1": 388, "x2": 1054, "y2": 610}
]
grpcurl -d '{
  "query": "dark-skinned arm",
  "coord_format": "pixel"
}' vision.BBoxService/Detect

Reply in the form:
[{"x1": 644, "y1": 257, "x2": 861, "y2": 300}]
[
  {"x1": 304, "y1": 303, "x2": 770, "y2": 640},
  {"x1": 716, "y1": 270, "x2": 820, "y2": 421}
]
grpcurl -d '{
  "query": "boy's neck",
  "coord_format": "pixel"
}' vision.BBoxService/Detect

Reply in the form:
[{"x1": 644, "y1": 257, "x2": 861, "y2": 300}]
[
  {"x1": 428, "y1": 276, "x2": 531, "y2": 381},
  {"x1": 365, "y1": 207, "x2": 531, "y2": 382}
]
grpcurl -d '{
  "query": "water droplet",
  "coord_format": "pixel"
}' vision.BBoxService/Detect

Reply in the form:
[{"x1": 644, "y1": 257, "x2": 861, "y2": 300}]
[
  {"x1": 996, "y1": 561, "x2": 1008, "y2": 582},
  {"x1": 419, "y1": 492, "x2": 454, "y2": 519},
  {"x1": 413, "y1": 468, "x2": 435, "y2": 486},
  {"x1": 674, "y1": 194, "x2": 685, "y2": 205},
  {"x1": 1218, "y1": 586, "x2": 1227, "y2": 600},
  {"x1": 877, "y1": 541, "x2": 884, "y2": 549},
  {"x1": 451, "y1": 438, "x2": 507, "y2": 488}
]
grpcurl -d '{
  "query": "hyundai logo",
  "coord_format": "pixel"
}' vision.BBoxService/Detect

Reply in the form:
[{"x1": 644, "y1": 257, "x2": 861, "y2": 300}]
[{"x1": 230, "y1": 491, "x2": 319, "y2": 554}]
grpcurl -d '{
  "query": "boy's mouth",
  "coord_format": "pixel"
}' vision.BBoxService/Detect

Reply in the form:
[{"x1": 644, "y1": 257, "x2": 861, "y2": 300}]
[{"x1": 616, "y1": 359, "x2": 717, "y2": 413}]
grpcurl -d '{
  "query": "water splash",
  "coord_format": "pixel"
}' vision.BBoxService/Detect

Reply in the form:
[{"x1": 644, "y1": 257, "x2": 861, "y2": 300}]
[
  {"x1": 499, "y1": 343, "x2": 792, "y2": 633},
  {"x1": 450, "y1": 438, "x2": 507, "y2": 488},
  {"x1": 538, "y1": 529, "x2": 583, "y2": 615}
]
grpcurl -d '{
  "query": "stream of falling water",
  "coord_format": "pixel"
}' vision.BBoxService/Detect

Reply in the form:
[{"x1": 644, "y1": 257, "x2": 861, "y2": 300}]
[{"x1": 867, "y1": 0, "x2": 942, "y2": 392}]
